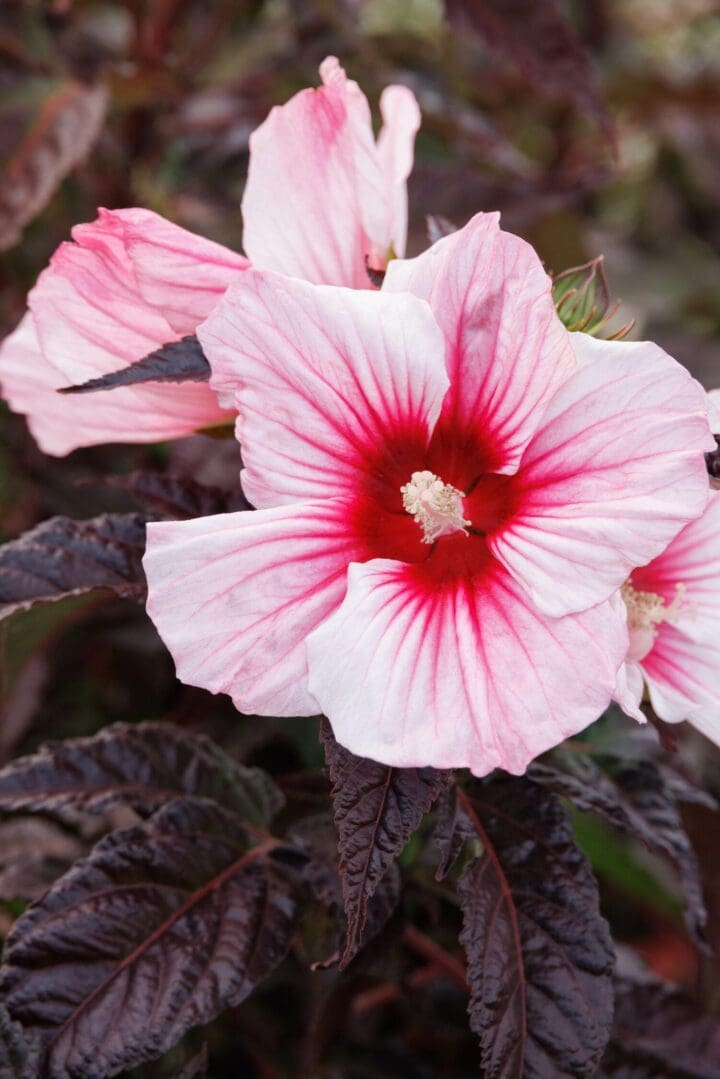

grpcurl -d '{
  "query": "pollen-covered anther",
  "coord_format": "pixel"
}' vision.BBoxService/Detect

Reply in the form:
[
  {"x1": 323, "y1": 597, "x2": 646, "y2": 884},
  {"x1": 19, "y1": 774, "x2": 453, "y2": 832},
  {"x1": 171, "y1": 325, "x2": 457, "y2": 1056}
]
[
  {"x1": 621, "y1": 579, "x2": 693, "y2": 662},
  {"x1": 401, "y1": 470, "x2": 471, "y2": 544}
]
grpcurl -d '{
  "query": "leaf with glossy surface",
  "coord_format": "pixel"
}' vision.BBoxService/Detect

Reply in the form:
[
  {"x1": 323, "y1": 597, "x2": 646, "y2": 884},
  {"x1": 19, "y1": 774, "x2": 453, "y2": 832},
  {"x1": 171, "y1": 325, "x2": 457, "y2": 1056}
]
[
  {"x1": 0, "y1": 797, "x2": 300, "y2": 1078},
  {"x1": 0, "y1": 79, "x2": 107, "y2": 251},
  {"x1": 0, "y1": 817, "x2": 86, "y2": 901},
  {"x1": 0, "y1": 1006, "x2": 38, "y2": 1079},
  {"x1": 444, "y1": 0, "x2": 611, "y2": 131},
  {"x1": 320, "y1": 720, "x2": 448, "y2": 967},
  {"x1": 107, "y1": 471, "x2": 252, "y2": 519},
  {"x1": 600, "y1": 973, "x2": 720, "y2": 1078},
  {"x1": 0, "y1": 513, "x2": 146, "y2": 621},
  {"x1": 290, "y1": 813, "x2": 401, "y2": 969},
  {"x1": 0, "y1": 721, "x2": 284, "y2": 825},
  {"x1": 440, "y1": 776, "x2": 614, "y2": 1078},
  {"x1": 531, "y1": 750, "x2": 708, "y2": 945},
  {"x1": 59, "y1": 335, "x2": 210, "y2": 395}
]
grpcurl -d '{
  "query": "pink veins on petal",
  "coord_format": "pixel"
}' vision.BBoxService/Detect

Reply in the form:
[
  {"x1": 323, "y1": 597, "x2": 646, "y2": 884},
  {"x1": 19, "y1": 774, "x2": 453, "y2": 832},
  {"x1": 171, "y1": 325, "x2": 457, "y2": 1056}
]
[
  {"x1": 144, "y1": 212, "x2": 714, "y2": 777},
  {"x1": 615, "y1": 488, "x2": 720, "y2": 745}
]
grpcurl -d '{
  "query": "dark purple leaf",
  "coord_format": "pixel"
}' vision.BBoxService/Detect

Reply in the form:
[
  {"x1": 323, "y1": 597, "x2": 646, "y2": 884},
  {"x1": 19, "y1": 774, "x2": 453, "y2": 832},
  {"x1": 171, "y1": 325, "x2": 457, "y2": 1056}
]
[
  {"x1": 319, "y1": 719, "x2": 448, "y2": 968},
  {"x1": 365, "y1": 258, "x2": 385, "y2": 288},
  {"x1": 0, "y1": 818, "x2": 86, "y2": 901},
  {"x1": 0, "y1": 79, "x2": 107, "y2": 252},
  {"x1": 0, "y1": 513, "x2": 146, "y2": 621},
  {"x1": 290, "y1": 813, "x2": 401, "y2": 969},
  {"x1": 58, "y1": 334, "x2": 210, "y2": 395},
  {"x1": 0, "y1": 1006, "x2": 38, "y2": 1079},
  {"x1": 106, "y1": 470, "x2": 252, "y2": 519},
  {"x1": 177, "y1": 1042, "x2": 209, "y2": 1079},
  {"x1": 530, "y1": 750, "x2": 708, "y2": 946},
  {"x1": 444, "y1": 0, "x2": 611, "y2": 131},
  {"x1": 440, "y1": 776, "x2": 613, "y2": 1078},
  {"x1": 0, "y1": 797, "x2": 300, "y2": 1078},
  {"x1": 600, "y1": 973, "x2": 720, "y2": 1078},
  {"x1": 0, "y1": 721, "x2": 284, "y2": 826},
  {"x1": 434, "y1": 783, "x2": 477, "y2": 881}
]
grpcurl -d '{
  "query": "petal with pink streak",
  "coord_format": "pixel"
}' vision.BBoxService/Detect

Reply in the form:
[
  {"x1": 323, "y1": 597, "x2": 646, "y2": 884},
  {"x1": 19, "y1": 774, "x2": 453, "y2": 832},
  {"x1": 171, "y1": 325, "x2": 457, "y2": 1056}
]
[
  {"x1": 630, "y1": 489, "x2": 720, "y2": 646},
  {"x1": 197, "y1": 269, "x2": 449, "y2": 508},
  {"x1": 99, "y1": 208, "x2": 249, "y2": 334},
  {"x1": 492, "y1": 333, "x2": 714, "y2": 618},
  {"x1": 642, "y1": 626, "x2": 720, "y2": 724},
  {"x1": 383, "y1": 212, "x2": 575, "y2": 475},
  {"x1": 0, "y1": 314, "x2": 232, "y2": 456},
  {"x1": 306, "y1": 555, "x2": 627, "y2": 776},
  {"x1": 707, "y1": 388, "x2": 720, "y2": 432},
  {"x1": 3, "y1": 208, "x2": 241, "y2": 452},
  {"x1": 376, "y1": 85, "x2": 421, "y2": 258},
  {"x1": 31, "y1": 208, "x2": 245, "y2": 383},
  {"x1": 242, "y1": 58, "x2": 419, "y2": 288},
  {"x1": 144, "y1": 499, "x2": 361, "y2": 717}
]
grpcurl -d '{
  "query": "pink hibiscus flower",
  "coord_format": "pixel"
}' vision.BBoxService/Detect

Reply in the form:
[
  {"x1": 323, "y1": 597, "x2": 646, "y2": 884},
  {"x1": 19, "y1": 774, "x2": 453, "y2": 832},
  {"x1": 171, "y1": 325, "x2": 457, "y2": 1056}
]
[
  {"x1": 143, "y1": 213, "x2": 714, "y2": 775},
  {"x1": 0, "y1": 58, "x2": 419, "y2": 455},
  {"x1": 615, "y1": 399, "x2": 720, "y2": 746}
]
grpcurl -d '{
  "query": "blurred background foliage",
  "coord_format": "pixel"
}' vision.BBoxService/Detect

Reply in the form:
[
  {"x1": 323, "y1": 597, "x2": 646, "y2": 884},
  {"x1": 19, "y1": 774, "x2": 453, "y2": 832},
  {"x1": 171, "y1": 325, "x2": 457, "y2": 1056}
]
[{"x1": 1, "y1": 1, "x2": 720, "y2": 1075}]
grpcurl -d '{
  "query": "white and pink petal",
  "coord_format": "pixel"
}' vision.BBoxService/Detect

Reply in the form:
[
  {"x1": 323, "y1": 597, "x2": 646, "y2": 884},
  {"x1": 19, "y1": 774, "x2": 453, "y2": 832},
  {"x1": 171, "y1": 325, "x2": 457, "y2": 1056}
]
[
  {"x1": 242, "y1": 57, "x2": 419, "y2": 288},
  {"x1": 630, "y1": 489, "x2": 720, "y2": 645},
  {"x1": 642, "y1": 625, "x2": 720, "y2": 724},
  {"x1": 491, "y1": 333, "x2": 714, "y2": 618},
  {"x1": 144, "y1": 499, "x2": 362, "y2": 717},
  {"x1": 376, "y1": 84, "x2": 421, "y2": 259},
  {"x1": 383, "y1": 212, "x2": 575, "y2": 480},
  {"x1": 197, "y1": 269, "x2": 449, "y2": 508},
  {"x1": 613, "y1": 658, "x2": 646, "y2": 724},
  {"x1": 0, "y1": 313, "x2": 231, "y2": 455},
  {"x1": 306, "y1": 549, "x2": 627, "y2": 776}
]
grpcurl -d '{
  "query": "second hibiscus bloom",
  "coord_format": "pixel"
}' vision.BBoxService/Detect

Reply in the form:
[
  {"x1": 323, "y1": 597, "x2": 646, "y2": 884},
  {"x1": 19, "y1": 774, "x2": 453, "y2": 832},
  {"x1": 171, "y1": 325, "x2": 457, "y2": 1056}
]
[{"x1": 143, "y1": 212, "x2": 714, "y2": 776}]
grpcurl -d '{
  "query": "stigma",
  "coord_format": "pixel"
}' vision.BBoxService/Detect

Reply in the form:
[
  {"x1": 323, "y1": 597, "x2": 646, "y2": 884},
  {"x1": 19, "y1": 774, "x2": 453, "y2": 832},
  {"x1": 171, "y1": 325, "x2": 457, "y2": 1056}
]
[
  {"x1": 401, "y1": 470, "x2": 471, "y2": 544},
  {"x1": 621, "y1": 579, "x2": 690, "y2": 662}
]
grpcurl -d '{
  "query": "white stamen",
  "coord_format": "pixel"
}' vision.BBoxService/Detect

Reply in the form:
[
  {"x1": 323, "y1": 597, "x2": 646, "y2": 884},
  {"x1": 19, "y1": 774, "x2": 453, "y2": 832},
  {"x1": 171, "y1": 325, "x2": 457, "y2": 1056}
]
[
  {"x1": 621, "y1": 579, "x2": 693, "y2": 663},
  {"x1": 401, "y1": 470, "x2": 471, "y2": 544}
]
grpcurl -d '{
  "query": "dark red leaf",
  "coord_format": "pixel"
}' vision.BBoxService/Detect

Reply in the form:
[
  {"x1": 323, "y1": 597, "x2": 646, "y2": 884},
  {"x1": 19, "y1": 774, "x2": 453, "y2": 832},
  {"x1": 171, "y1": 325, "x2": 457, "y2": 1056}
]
[
  {"x1": 0, "y1": 720, "x2": 284, "y2": 826},
  {"x1": 177, "y1": 1043, "x2": 209, "y2": 1079},
  {"x1": 0, "y1": 79, "x2": 107, "y2": 251},
  {"x1": 0, "y1": 1006, "x2": 38, "y2": 1079},
  {"x1": 706, "y1": 436, "x2": 720, "y2": 480},
  {"x1": 319, "y1": 719, "x2": 449, "y2": 968},
  {"x1": 444, "y1": 0, "x2": 611, "y2": 131},
  {"x1": 530, "y1": 750, "x2": 708, "y2": 946},
  {"x1": 365, "y1": 258, "x2": 385, "y2": 288},
  {"x1": 106, "y1": 470, "x2": 252, "y2": 519},
  {"x1": 290, "y1": 813, "x2": 401, "y2": 969},
  {"x1": 0, "y1": 797, "x2": 300, "y2": 1078},
  {"x1": 440, "y1": 776, "x2": 614, "y2": 1078},
  {"x1": 0, "y1": 513, "x2": 147, "y2": 621},
  {"x1": 58, "y1": 335, "x2": 210, "y2": 395},
  {"x1": 434, "y1": 782, "x2": 477, "y2": 882},
  {"x1": 0, "y1": 818, "x2": 86, "y2": 901},
  {"x1": 600, "y1": 972, "x2": 720, "y2": 1078}
]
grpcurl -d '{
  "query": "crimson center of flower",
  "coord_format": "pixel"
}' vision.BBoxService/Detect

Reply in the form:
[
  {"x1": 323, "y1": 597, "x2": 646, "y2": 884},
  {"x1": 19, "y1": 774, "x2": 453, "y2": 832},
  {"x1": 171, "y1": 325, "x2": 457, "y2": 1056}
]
[{"x1": 400, "y1": 470, "x2": 471, "y2": 544}]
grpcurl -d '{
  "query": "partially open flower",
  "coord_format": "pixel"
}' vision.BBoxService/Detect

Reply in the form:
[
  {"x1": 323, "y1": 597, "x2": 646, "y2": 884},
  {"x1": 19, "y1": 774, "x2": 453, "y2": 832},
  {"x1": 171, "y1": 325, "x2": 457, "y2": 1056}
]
[
  {"x1": 0, "y1": 210, "x2": 244, "y2": 455},
  {"x1": 242, "y1": 55, "x2": 420, "y2": 287},
  {"x1": 143, "y1": 213, "x2": 713, "y2": 776},
  {"x1": 0, "y1": 58, "x2": 420, "y2": 455}
]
